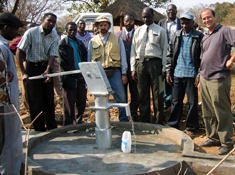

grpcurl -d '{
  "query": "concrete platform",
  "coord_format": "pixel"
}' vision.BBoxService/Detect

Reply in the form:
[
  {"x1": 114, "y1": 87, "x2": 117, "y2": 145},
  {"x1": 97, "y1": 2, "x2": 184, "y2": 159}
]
[{"x1": 22, "y1": 122, "x2": 235, "y2": 175}]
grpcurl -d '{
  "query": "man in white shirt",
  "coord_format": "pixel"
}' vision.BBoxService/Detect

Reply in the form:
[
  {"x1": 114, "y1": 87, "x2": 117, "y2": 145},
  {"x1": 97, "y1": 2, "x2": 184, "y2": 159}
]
[{"x1": 131, "y1": 7, "x2": 168, "y2": 124}]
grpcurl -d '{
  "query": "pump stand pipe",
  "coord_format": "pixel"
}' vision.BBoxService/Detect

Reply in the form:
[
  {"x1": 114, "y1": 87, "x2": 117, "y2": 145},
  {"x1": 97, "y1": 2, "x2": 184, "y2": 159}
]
[{"x1": 90, "y1": 93, "x2": 131, "y2": 149}]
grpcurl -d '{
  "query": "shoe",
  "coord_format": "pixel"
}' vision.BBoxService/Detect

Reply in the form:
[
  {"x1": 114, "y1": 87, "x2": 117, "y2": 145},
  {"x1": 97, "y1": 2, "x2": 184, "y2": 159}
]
[
  {"x1": 186, "y1": 130, "x2": 195, "y2": 139},
  {"x1": 200, "y1": 140, "x2": 221, "y2": 147},
  {"x1": 218, "y1": 145, "x2": 234, "y2": 155}
]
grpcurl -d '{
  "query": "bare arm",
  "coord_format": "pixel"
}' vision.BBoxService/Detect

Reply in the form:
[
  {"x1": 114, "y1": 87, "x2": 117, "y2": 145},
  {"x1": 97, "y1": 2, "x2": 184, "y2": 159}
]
[
  {"x1": 226, "y1": 51, "x2": 235, "y2": 69},
  {"x1": 42, "y1": 56, "x2": 55, "y2": 83},
  {"x1": 16, "y1": 48, "x2": 28, "y2": 82}
]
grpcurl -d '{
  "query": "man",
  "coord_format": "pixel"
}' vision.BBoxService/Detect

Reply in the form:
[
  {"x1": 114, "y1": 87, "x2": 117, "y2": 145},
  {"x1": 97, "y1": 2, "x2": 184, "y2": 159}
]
[
  {"x1": 17, "y1": 13, "x2": 59, "y2": 131},
  {"x1": 166, "y1": 12, "x2": 203, "y2": 138},
  {"x1": 9, "y1": 23, "x2": 35, "y2": 108},
  {"x1": 76, "y1": 20, "x2": 91, "y2": 49},
  {"x1": 58, "y1": 22, "x2": 87, "y2": 125},
  {"x1": 199, "y1": 9, "x2": 235, "y2": 155},
  {"x1": 0, "y1": 12, "x2": 23, "y2": 175},
  {"x1": 116, "y1": 14, "x2": 139, "y2": 121},
  {"x1": 88, "y1": 16, "x2": 128, "y2": 122},
  {"x1": 131, "y1": 7, "x2": 168, "y2": 124},
  {"x1": 158, "y1": 4, "x2": 181, "y2": 109}
]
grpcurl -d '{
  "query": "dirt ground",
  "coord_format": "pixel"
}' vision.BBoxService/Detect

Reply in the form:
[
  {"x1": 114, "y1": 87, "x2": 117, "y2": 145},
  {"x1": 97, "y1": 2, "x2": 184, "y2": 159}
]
[{"x1": 17, "y1": 63, "x2": 235, "y2": 156}]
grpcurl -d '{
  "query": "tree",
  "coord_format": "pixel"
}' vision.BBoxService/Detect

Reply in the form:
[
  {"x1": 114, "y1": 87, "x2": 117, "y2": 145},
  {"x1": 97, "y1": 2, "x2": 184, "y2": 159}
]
[
  {"x1": 212, "y1": 2, "x2": 235, "y2": 24},
  {"x1": 3, "y1": 0, "x2": 64, "y2": 23},
  {"x1": 65, "y1": 0, "x2": 171, "y2": 18},
  {"x1": 0, "y1": 0, "x2": 7, "y2": 12},
  {"x1": 187, "y1": 3, "x2": 212, "y2": 26},
  {"x1": 56, "y1": 14, "x2": 74, "y2": 34},
  {"x1": 221, "y1": 7, "x2": 235, "y2": 26}
]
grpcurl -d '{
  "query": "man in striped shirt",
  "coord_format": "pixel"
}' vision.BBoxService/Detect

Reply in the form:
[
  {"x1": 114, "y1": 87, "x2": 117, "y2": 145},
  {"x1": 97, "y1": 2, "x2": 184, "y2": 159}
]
[{"x1": 16, "y1": 13, "x2": 59, "y2": 131}]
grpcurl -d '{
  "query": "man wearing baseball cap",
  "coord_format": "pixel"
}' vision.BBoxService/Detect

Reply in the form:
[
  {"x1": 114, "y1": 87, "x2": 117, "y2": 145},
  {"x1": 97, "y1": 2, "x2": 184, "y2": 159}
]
[
  {"x1": 88, "y1": 16, "x2": 128, "y2": 121},
  {"x1": 0, "y1": 12, "x2": 23, "y2": 175},
  {"x1": 166, "y1": 12, "x2": 204, "y2": 138}
]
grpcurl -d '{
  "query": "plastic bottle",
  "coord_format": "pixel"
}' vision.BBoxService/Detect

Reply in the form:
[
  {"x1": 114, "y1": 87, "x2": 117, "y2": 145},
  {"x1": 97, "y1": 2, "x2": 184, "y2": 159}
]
[{"x1": 121, "y1": 131, "x2": 132, "y2": 153}]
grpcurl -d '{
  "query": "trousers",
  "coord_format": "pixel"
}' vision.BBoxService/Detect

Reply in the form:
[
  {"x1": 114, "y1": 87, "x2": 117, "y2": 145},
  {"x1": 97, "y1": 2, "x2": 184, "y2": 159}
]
[
  {"x1": 124, "y1": 73, "x2": 138, "y2": 120},
  {"x1": 200, "y1": 76, "x2": 233, "y2": 145},
  {"x1": 108, "y1": 69, "x2": 128, "y2": 121},
  {"x1": 26, "y1": 61, "x2": 57, "y2": 131},
  {"x1": 167, "y1": 77, "x2": 198, "y2": 131},
  {"x1": 63, "y1": 80, "x2": 87, "y2": 125},
  {"x1": 136, "y1": 58, "x2": 164, "y2": 124}
]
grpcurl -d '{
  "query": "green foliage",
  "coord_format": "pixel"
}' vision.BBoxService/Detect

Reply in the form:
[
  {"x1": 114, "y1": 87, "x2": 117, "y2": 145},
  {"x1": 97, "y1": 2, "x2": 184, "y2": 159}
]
[
  {"x1": 213, "y1": 2, "x2": 235, "y2": 23},
  {"x1": 221, "y1": 7, "x2": 235, "y2": 26},
  {"x1": 66, "y1": 0, "x2": 171, "y2": 17},
  {"x1": 142, "y1": 0, "x2": 170, "y2": 8}
]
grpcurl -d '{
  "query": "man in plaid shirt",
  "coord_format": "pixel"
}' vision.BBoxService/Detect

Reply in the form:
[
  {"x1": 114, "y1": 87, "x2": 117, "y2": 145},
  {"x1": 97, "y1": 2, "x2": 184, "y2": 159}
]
[{"x1": 166, "y1": 12, "x2": 203, "y2": 138}]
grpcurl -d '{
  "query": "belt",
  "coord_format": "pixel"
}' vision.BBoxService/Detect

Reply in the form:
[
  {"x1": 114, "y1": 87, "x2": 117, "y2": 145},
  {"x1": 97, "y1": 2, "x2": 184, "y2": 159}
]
[
  {"x1": 28, "y1": 61, "x2": 48, "y2": 67},
  {"x1": 137, "y1": 57, "x2": 160, "y2": 62}
]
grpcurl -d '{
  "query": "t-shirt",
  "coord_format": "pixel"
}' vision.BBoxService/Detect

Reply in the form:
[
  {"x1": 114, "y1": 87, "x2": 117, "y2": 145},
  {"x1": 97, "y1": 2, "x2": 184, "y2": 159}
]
[
  {"x1": 200, "y1": 24, "x2": 235, "y2": 80},
  {"x1": 75, "y1": 31, "x2": 91, "y2": 49}
]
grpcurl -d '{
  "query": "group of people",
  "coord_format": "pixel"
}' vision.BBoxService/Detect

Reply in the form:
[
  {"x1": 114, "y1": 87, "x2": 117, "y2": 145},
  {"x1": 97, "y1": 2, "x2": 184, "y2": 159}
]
[{"x1": 0, "y1": 3, "x2": 235, "y2": 174}]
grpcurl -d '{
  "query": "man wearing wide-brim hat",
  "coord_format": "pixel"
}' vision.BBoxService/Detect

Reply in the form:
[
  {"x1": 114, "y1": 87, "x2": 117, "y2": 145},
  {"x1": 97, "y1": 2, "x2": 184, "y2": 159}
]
[
  {"x1": 88, "y1": 16, "x2": 129, "y2": 121},
  {"x1": 0, "y1": 12, "x2": 23, "y2": 175}
]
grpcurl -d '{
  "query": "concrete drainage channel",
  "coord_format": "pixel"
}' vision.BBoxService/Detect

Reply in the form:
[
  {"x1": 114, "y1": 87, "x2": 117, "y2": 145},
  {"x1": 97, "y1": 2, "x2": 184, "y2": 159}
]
[{"x1": 22, "y1": 122, "x2": 235, "y2": 175}]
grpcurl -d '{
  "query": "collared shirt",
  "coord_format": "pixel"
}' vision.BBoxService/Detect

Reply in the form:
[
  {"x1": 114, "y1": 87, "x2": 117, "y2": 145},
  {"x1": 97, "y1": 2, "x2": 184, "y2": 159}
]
[
  {"x1": 200, "y1": 24, "x2": 235, "y2": 80},
  {"x1": 125, "y1": 28, "x2": 134, "y2": 38},
  {"x1": 166, "y1": 18, "x2": 178, "y2": 41},
  {"x1": 87, "y1": 33, "x2": 128, "y2": 74},
  {"x1": 75, "y1": 31, "x2": 91, "y2": 49},
  {"x1": 0, "y1": 35, "x2": 19, "y2": 110},
  {"x1": 17, "y1": 25, "x2": 59, "y2": 63},
  {"x1": 174, "y1": 30, "x2": 197, "y2": 78},
  {"x1": 130, "y1": 23, "x2": 168, "y2": 71},
  {"x1": 68, "y1": 37, "x2": 81, "y2": 70}
]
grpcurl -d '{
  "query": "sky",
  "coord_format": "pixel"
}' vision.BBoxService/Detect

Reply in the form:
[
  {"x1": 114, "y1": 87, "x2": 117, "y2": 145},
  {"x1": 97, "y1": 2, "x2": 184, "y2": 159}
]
[{"x1": 156, "y1": 0, "x2": 235, "y2": 14}]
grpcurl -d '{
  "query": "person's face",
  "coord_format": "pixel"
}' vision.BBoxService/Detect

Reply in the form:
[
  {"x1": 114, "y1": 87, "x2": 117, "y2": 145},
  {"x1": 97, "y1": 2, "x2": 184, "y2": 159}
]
[
  {"x1": 180, "y1": 19, "x2": 194, "y2": 34},
  {"x1": 166, "y1": 5, "x2": 177, "y2": 20},
  {"x1": 42, "y1": 15, "x2": 56, "y2": 32},
  {"x1": 78, "y1": 21, "x2": 86, "y2": 31},
  {"x1": 5, "y1": 26, "x2": 18, "y2": 40},
  {"x1": 201, "y1": 9, "x2": 217, "y2": 30},
  {"x1": 142, "y1": 9, "x2": 154, "y2": 26},
  {"x1": 97, "y1": 22, "x2": 110, "y2": 35},
  {"x1": 93, "y1": 27, "x2": 99, "y2": 35},
  {"x1": 66, "y1": 24, "x2": 77, "y2": 39},
  {"x1": 124, "y1": 15, "x2": 134, "y2": 31}
]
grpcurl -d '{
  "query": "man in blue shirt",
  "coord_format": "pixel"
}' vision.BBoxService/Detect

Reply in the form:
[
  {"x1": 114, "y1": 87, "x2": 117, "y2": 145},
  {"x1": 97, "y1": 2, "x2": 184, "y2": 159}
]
[
  {"x1": 58, "y1": 22, "x2": 87, "y2": 125},
  {"x1": 166, "y1": 12, "x2": 204, "y2": 138}
]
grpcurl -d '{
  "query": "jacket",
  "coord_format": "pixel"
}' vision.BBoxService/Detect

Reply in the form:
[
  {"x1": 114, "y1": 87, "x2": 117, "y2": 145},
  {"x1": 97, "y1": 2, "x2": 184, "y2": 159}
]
[
  {"x1": 158, "y1": 17, "x2": 181, "y2": 40},
  {"x1": 166, "y1": 28, "x2": 204, "y2": 77},
  {"x1": 115, "y1": 29, "x2": 135, "y2": 80},
  {"x1": 58, "y1": 36, "x2": 87, "y2": 89},
  {"x1": 90, "y1": 33, "x2": 121, "y2": 68}
]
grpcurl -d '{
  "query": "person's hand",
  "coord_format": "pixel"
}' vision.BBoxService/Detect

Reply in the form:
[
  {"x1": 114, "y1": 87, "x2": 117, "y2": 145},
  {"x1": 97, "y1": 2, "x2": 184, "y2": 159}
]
[
  {"x1": 197, "y1": 82, "x2": 200, "y2": 91},
  {"x1": 162, "y1": 71, "x2": 166, "y2": 80},
  {"x1": 22, "y1": 73, "x2": 29, "y2": 83},
  {"x1": 166, "y1": 76, "x2": 172, "y2": 86},
  {"x1": 226, "y1": 59, "x2": 234, "y2": 70},
  {"x1": 122, "y1": 75, "x2": 128, "y2": 85},
  {"x1": 7, "y1": 71, "x2": 14, "y2": 82},
  {"x1": 131, "y1": 71, "x2": 137, "y2": 82},
  {"x1": 42, "y1": 67, "x2": 51, "y2": 83},
  {"x1": 194, "y1": 77, "x2": 199, "y2": 87}
]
